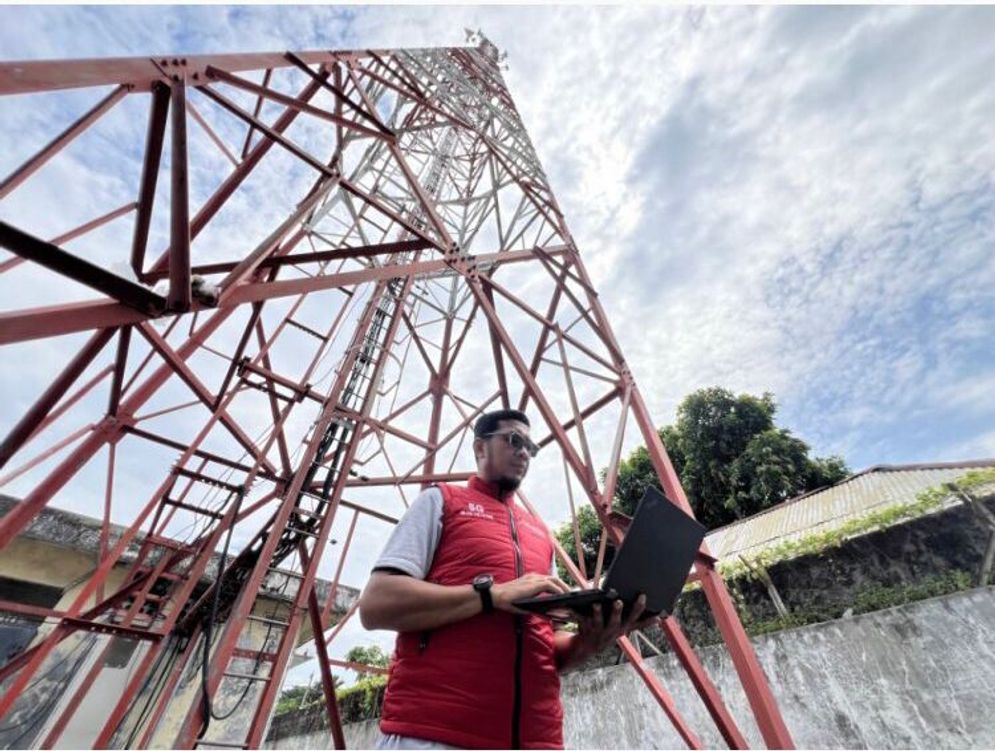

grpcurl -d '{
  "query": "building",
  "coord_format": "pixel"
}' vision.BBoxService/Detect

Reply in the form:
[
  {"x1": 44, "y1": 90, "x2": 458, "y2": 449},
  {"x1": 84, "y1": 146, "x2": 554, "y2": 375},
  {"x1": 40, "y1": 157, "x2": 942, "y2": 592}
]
[
  {"x1": 706, "y1": 458, "x2": 995, "y2": 565},
  {"x1": 0, "y1": 495, "x2": 358, "y2": 749},
  {"x1": 669, "y1": 458, "x2": 995, "y2": 649}
]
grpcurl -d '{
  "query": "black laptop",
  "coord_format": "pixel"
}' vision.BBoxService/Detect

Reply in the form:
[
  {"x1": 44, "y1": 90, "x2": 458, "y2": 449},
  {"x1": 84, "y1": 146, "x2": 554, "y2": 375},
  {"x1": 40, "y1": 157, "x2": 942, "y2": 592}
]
[{"x1": 513, "y1": 486, "x2": 707, "y2": 620}]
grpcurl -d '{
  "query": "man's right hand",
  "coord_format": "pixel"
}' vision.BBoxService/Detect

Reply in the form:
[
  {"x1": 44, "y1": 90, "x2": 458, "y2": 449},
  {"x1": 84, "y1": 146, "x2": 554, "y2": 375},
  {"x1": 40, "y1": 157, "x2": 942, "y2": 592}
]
[{"x1": 491, "y1": 574, "x2": 571, "y2": 613}]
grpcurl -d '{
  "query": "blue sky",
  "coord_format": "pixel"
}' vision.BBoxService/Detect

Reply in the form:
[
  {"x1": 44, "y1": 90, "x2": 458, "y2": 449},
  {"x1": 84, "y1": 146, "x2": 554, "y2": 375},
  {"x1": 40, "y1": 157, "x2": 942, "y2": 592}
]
[
  {"x1": 2, "y1": 4, "x2": 995, "y2": 685},
  {"x1": 3, "y1": 5, "x2": 993, "y2": 469}
]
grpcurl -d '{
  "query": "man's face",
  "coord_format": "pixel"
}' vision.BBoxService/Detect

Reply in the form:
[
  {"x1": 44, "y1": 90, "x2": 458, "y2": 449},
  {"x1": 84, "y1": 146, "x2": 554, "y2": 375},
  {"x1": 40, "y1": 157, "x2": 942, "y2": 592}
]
[{"x1": 475, "y1": 419, "x2": 533, "y2": 490}]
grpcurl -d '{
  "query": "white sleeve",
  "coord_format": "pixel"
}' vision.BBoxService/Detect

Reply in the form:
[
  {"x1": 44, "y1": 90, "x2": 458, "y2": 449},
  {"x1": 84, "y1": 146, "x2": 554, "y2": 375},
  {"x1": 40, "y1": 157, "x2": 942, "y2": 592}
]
[{"x1": 372, "y1": 487, "x2": 444, "y2": 580}]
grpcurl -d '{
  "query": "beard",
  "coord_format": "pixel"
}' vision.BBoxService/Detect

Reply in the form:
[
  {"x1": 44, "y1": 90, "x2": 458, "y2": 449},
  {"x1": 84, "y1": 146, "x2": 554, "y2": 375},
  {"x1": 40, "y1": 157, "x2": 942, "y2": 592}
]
[{"x1": 496, "y1": 476, "x2": 521, "y2": 495}]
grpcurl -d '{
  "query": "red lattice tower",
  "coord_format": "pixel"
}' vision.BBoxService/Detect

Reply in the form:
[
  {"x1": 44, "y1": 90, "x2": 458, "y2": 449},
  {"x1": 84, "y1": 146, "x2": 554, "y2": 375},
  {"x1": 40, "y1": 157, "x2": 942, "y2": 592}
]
[{"x1": 0, "y1": 36, "x2": 794, "y2": 749}]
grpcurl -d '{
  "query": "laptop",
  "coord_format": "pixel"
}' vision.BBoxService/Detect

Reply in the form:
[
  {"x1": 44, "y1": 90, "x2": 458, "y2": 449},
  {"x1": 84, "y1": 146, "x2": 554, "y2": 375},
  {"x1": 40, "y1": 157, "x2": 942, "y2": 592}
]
[{"x1": 513, "y1": 486, "x2": 707, "y2": 620}]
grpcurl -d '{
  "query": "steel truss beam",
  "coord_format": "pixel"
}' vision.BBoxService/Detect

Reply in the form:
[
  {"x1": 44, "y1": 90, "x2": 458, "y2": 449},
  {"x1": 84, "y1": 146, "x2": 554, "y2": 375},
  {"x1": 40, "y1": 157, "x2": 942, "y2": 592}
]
[{"x1": 0, "y1": 38, "x2": 793, "y2": 750}]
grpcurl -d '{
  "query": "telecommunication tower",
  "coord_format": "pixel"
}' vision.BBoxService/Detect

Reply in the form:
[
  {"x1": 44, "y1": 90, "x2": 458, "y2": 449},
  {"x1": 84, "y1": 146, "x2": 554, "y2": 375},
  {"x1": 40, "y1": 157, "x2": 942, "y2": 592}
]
[{"x1": 0, "y1": 34, "x2": 794, "y2": 749}]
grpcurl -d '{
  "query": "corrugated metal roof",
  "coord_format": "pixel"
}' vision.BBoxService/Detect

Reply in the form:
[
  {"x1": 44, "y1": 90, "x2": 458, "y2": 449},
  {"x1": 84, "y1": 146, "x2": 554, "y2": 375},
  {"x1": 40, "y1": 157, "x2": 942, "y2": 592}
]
[{"x1": 704, "y1": 459, "x2": 995, "y2": 562}]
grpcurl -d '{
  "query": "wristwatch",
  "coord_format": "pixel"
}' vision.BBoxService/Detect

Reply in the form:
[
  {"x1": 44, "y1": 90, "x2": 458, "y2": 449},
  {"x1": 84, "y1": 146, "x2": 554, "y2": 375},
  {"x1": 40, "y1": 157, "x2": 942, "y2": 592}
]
[{"x1": 473, "y1": 574, "x2": 495, "y2": 614}]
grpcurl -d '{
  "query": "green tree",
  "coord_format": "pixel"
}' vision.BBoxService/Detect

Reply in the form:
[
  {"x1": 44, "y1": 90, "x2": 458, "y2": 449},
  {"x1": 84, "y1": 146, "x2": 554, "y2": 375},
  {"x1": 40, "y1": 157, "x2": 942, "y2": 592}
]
[
  {"x1": 553, "y1": 505, "x2": 605, "y2": 585},
  {"x1": 275, "y1": 677, "x2": 341, "y2": 716},
  {"x1": 345, "y1": 645, "x2": 390, "y2": 670},
  {"x1": 611, "y1": 424, "x2": 685, "y2": 517},
  {"x1": 345, "y1": 645, "x2": 390, "y2": 691},
  {"x1": 727, "y1": 428, "x2": 817, "y2": 519},
  {"x1": 336, "y1": 644, "x2": 390, "y2": 720},
  {"x1": 274, "y1": 646, "x2": 390, "y2": 717},
  {"x1": 555, "y1": 387, "x2": 848, "y2": 577},
  {"x1": 807, "y1": 454, "x2": 850, "y2": 488},
  {"x1": 675, "y1": 388, "x2": 778, "y2": 526},
  {"x1": 276, "y1": 684, "x2": 311, "y2": 712}
]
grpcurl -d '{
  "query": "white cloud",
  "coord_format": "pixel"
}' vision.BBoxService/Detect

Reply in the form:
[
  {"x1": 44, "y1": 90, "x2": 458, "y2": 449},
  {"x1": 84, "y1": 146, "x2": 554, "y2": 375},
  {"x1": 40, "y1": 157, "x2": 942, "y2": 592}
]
[
  {"x1": 3, "y1": 5, "x2": 995, "y2": 687},
  {"x1": 937, "y1": 429, "x2": 995, "y2": 462}
]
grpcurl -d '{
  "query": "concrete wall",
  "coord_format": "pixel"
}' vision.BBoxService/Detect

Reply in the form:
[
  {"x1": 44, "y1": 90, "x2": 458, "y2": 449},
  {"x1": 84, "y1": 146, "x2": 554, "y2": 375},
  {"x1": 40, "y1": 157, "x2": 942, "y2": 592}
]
[
  {"x1": 264, "y1": 717, "x2": 381, "y2": 750},
  {"x1": 267, "y1": 586, "x2": 995, "y2": 749},
  {"x1": 0, "y1": 536, "x2": 133, "y2": 750},
  {"x1": 643, "y1": 497, "x2": 995, "y2": 666},
  {"x1": 560, "y1": 586, "x2": 995, "y2": 749}
]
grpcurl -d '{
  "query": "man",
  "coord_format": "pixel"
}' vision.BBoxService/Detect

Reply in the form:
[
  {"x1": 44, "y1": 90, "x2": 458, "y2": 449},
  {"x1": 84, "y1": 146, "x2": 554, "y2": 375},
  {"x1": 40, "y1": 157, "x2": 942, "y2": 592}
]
[{"x1": 359, "y1": 409, "x2": 650, "y2": 749}]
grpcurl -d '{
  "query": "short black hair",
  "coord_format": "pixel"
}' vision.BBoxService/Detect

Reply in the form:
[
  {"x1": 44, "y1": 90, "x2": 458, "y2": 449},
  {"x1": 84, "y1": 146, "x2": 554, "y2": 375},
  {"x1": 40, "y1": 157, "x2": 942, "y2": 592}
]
[{"x1": 474, "y1": 409, "x2": 530, "y2": 438}]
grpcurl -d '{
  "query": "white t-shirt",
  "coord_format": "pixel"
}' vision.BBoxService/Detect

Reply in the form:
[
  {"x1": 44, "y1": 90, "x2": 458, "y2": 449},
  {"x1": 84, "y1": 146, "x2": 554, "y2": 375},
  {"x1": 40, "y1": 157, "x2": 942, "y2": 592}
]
[{"x1": 373, "y1": 487, "x2": 446, "y2": 579}]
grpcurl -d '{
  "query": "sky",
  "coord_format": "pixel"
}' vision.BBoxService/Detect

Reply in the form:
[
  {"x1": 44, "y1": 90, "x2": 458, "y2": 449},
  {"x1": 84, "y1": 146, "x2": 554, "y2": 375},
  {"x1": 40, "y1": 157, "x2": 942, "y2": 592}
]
[{"x1": 2, "y1": 3, "x2": 995, "y2": 688}]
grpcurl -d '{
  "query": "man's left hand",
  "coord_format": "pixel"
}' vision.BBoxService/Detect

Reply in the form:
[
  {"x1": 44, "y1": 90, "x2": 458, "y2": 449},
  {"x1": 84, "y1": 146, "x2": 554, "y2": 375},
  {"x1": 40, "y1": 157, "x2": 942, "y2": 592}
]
[{"x1": 568, "y1": 594, "x2": 658, "y2": 663}]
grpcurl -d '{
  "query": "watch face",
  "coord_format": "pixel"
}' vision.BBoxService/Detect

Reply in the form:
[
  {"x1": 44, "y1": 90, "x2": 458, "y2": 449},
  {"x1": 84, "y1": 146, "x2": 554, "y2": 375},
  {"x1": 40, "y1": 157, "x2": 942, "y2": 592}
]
[{"x1": 473, "y1": 574, "x2": 493, "y2": 587}]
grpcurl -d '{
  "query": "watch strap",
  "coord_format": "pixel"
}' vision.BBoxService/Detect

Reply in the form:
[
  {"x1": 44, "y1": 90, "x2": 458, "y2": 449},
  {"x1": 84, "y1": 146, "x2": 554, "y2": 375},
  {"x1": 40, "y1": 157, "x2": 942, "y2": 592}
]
[
  {"x1": 474, "y1": 576, "x2": 494, "y2": 614},
  {"x1": 478, "y1": 585, "x2": 494, "y2": 614}
]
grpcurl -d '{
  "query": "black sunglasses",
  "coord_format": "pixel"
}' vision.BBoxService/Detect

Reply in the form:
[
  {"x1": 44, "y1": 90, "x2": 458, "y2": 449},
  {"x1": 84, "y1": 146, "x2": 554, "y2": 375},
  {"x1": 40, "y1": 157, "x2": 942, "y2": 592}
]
[{"x1": 483, "y1": 429, "x2": 540, "y2": 458}]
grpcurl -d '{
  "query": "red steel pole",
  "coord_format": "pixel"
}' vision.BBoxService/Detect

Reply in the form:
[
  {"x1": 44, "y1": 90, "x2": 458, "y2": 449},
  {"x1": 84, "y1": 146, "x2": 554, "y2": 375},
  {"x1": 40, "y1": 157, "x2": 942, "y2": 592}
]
[
  {"x1": 0, "y1": 327, "x2": 115, "y2": 470},
  {"x1": 167, "y1": 79, "x2": 191, "y2": 312}
]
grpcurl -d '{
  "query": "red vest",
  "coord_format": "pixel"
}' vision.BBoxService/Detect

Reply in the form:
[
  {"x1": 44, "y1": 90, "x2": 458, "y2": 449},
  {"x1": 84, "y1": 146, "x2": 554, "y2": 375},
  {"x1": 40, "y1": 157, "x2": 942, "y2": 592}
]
[{"x1": 379, "y1": 476, "x2": 564, "y2": 749}]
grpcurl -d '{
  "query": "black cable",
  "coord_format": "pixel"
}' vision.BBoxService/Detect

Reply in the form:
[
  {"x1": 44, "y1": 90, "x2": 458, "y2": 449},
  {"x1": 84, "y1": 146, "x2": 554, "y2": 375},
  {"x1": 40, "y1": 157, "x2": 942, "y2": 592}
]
[
  {"x1": 209, "y1": 620, "x2": 275, "y2": 721},
  {"x1": 213, "y1": 538, "x2": 302, "y2": 722},
  {"x1": 0, "y1": 631, "x2": 96, "y2": 735},
  {"x1": 197, "y1": 486, "x2": 246, "y2": 741},
  {"x1": 209, "y1": 543, "x2": 296, "y2": 721},
  {"x1": 122, "y1": 637, "x2": 183, "y2": 748},
  {"x1": 0, "y1": 634, "x2": 95, "y2": 747},
  {"x1": 192, "y1": 290, "x2": 398, "y2": 732}
]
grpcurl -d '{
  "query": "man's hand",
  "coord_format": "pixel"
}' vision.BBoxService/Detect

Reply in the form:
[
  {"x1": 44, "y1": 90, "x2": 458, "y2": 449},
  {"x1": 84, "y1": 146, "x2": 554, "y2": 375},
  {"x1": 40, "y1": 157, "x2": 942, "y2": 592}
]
[
  {"x1": 556, "y1": 594, "x2": 658, "y2": 670},
  {"x1": 491, "y1": 574, "x2": 571, "y2": 613},
  {"x1": 580, "y1": 593, "x2": 655, "y2": 650}
]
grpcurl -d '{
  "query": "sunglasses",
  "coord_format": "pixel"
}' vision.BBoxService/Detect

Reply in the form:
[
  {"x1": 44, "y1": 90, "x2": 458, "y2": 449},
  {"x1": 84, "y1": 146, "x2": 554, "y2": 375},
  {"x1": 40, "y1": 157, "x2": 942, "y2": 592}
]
[{"x1": 483, "y1": 429, "x2": 540, "y2": 458}]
